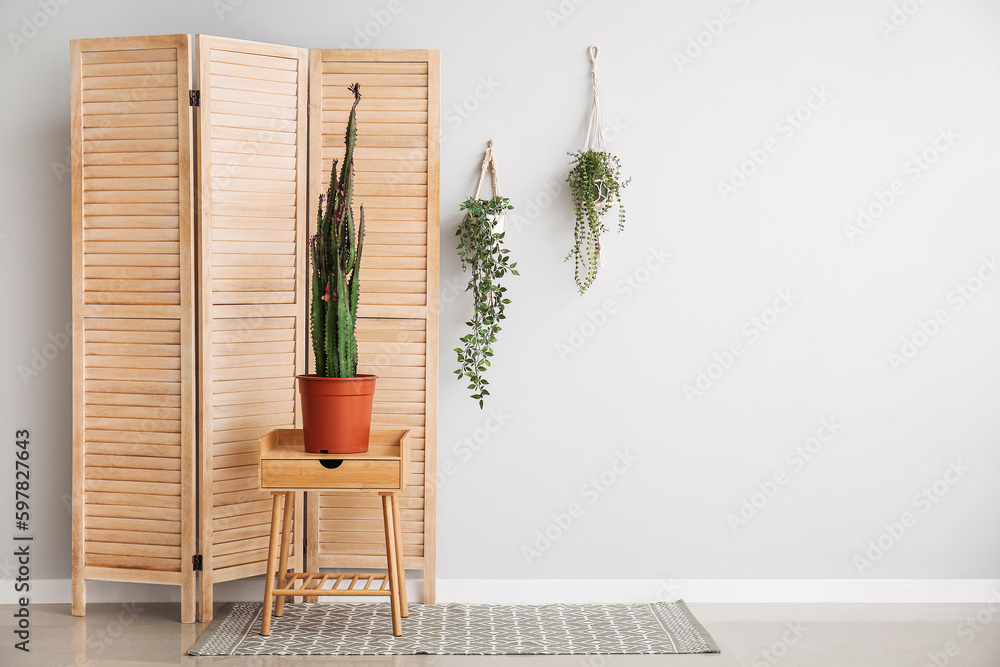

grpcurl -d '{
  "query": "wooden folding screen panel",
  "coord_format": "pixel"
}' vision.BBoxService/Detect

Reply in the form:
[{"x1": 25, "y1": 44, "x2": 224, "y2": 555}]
[
  {"x1": 71, "y1": 35, "x2": 198, "y2": 622},
  {"x1": 195, "y1": 36, "x2": 309, "y2": 622},
  {"x1": 307, "y1": 50, "x2": 440, "y2": 602}
]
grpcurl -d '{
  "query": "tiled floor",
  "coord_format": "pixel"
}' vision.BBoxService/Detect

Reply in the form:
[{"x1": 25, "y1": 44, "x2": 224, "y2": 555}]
[{"x1": 2, "y1": 601, "x2": 999, "y2": 665}]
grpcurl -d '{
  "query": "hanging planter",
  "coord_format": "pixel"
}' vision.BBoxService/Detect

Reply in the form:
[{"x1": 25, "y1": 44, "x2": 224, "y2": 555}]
[
  {"x1": 298, "y1": 83, "x2": 376, "y2": 454},
  {"x1": 566, "y1": 45, "x2": 630, "y2": 294},
  {"x1": 454, "y1": 140, "x2": 518, "y2": 408}
]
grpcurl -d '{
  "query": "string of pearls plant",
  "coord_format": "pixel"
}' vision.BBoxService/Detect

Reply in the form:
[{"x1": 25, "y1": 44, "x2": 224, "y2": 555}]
[
  {"x1": 566, "y1": 149, "x2": 628, "y2": 293},
  {"x1": 566, "y1": 44, "x2": 630, "y2": 294}
]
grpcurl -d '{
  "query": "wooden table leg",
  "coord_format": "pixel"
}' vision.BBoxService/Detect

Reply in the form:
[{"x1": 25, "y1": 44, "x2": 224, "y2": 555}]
[
  {"x1": 260, "y1": 492, "x2": 284, "y2": 636},
  {"x1": 381, "y1": 492, "x2": 402, "y2": 636},
  {"x1": 391, "y1": 491, "x2": 408, "y2": 617},
  {"x1": 305, "y1": 491, "x2": 318, "y2": 603},
  {"x1": 274, "y1": 491, "x2": 294, "y2": 617}
]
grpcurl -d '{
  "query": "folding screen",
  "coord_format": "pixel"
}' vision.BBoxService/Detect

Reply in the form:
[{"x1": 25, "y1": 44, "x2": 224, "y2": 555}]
[{"x1": 72, "y1": 35, "x2": 439, "y2": 622}]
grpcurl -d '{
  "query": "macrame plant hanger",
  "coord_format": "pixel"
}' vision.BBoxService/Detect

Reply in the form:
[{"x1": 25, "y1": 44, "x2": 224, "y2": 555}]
[
  {"x1": 472, "y1": 139, "x2": 503, "y2": 306},
  {"x1": 584, "y1": 45, "x2": 607, "y2": 158},
  {"x1": 474, "y1": 139, "x2": 504, "y2": 234},
  {"x1": 584, "y1": 45, "x2": 609, "y2": 267}
]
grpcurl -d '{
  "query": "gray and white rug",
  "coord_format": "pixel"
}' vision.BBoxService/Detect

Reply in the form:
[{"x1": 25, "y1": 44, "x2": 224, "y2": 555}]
[{"x1": 188, "y1": 601, "x2": 720, "y2": 656}]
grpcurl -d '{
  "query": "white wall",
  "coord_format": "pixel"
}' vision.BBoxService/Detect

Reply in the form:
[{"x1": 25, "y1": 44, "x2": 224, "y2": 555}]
[{"x1": 1, "y1": 0, "x2": 999, "y2": 591}]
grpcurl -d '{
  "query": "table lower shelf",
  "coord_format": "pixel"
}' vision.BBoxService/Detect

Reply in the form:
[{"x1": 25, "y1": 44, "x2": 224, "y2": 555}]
[{"x1": 273, "y1": 572, "x2": 395, "y2": 597}]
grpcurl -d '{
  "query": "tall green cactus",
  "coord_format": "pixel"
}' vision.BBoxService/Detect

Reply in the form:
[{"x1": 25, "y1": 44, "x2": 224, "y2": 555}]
[{"x1": 309, "y1": 83, "x2": 365, "y2": 378}]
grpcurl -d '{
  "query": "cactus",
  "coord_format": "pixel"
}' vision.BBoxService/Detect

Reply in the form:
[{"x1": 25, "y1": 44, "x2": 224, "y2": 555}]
[{"x1": 309, "y1": 83, "x2": 365, "y2": 378}]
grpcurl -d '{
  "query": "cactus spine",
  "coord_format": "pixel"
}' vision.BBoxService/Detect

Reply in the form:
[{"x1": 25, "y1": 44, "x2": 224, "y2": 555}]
[{"x1": 310, "y1": 83, "x2": 365, "y2": 378}]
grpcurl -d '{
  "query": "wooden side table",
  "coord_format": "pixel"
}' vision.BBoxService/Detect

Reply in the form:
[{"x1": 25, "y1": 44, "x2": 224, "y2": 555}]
[{"x1": 257, "y1": 428, "x2": 411, "y2": 636}]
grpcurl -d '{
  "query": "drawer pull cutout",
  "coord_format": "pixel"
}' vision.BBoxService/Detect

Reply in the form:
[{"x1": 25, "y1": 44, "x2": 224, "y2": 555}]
[{"x1": 319, "y1": 459, "x2": 344, "y2": 470}]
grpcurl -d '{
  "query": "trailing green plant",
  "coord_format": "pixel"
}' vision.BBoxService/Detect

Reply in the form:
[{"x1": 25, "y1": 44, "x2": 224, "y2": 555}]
[
  {"x1": 454, "y1": 195, "x2": 517, "y2": 408},
  {"x1": 309, "y1": 83, "x2": 365, "y2": 378},
  {"x1": 565, "y1": 149, "x2": 629, "y2": 294}
]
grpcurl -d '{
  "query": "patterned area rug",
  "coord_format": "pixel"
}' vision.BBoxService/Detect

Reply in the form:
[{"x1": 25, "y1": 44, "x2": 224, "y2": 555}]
[{"x1": 188, "y1": 601, "x2": 720, "y2": 656}]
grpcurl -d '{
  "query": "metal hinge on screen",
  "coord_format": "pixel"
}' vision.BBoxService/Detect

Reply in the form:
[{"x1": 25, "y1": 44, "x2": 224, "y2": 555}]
[
  {"x1": 192, "y1": 555, "x2": 203, "y2": 571},
  {"x1": 189, "y1": 90, "x2": 201, "y2": 107}
]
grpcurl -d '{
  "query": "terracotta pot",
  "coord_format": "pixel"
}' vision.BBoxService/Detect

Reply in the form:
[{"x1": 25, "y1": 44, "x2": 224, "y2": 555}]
[{"x1": 296, "y1": 374, "x2": 377, "y2": 454}]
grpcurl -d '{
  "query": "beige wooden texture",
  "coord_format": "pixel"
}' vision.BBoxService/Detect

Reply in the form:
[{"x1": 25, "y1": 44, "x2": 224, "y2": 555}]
[
  {"x1": 307, "y1": 50, "x2": 440, "y2": 601},
  {"x1": 261, "y1": 460, "x2": 400, "y2": 490},
  {"x1": 72, "y1": 34, "x2": 198, "y2": 622},
  {"x1": 259, "y1": 492, "x2": 285, "y2": 636},
  {"x1": 258, "y1": 428, "x2": 408, "y2": 491},
  {"x1": 196, "y1": 35, "x2": 309, "y2": 622},
  {"x1": 259, "y1": 428, "x2": 408, "y2": 461}
]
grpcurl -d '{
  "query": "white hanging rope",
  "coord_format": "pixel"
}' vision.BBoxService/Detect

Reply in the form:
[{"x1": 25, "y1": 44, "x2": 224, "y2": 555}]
[
  {"x1": 583, "y1": 45, "x2": 608, "y2": 267},
  {"x1": 474, "y1": 139, "x2": 504, "y2": 234},
  {"x1": 471, "y1": 140, "x2": 505, "y2": 307},
  {"x1": 584, "y1": 45, "x2": 607, "y2": 153}
]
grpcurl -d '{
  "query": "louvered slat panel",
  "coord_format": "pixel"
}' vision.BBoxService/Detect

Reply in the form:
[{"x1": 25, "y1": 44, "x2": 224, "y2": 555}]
[
  {"x1": 317, "y1": 65, "x2": 429, "y2": 312},
  {"x1": 72, "y1": 34, "x2": 196, "y2": 622},
  {"x1": 308, "y1": 50, "x2": 439, "y2": 600},
  {"x1": 196, "y1": 36, "x2": 308, "y2": 622}
]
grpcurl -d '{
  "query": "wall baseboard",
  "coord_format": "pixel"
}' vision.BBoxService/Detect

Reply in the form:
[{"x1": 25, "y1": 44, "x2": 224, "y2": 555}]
[
  {"x1": 4, "y1": 578, "x2": 999, "y2": 606},
  {"x1": 438, "y1": 579, "x2": 1000, "y2": 604}
]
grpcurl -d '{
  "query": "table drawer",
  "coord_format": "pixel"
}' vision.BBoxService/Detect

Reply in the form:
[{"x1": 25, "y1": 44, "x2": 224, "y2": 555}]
[{"x1": 260, "y1": 459, "x2": 400, "y2": 490}]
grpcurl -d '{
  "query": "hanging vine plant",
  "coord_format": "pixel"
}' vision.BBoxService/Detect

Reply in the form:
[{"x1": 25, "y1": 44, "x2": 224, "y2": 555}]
[
  {"x1": 454, "y1": 141, "x2": 517, "y2": 408},
  {"x1": 566, "y1": 45, "x2": 630, "y2": 294},
  {"x1": 566, "y1": 149, "x2": 629, "y2": 293}
]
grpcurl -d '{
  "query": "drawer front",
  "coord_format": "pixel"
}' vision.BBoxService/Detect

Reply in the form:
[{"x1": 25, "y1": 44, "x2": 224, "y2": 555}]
[{"x1": 260, "y1": 459, "x2": 400, "y2": 490}]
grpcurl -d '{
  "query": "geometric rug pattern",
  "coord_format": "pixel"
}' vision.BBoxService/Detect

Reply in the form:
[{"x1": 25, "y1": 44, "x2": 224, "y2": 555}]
[{"x1": 188, "y1": 601, "x2": 720, "y2": 656}]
